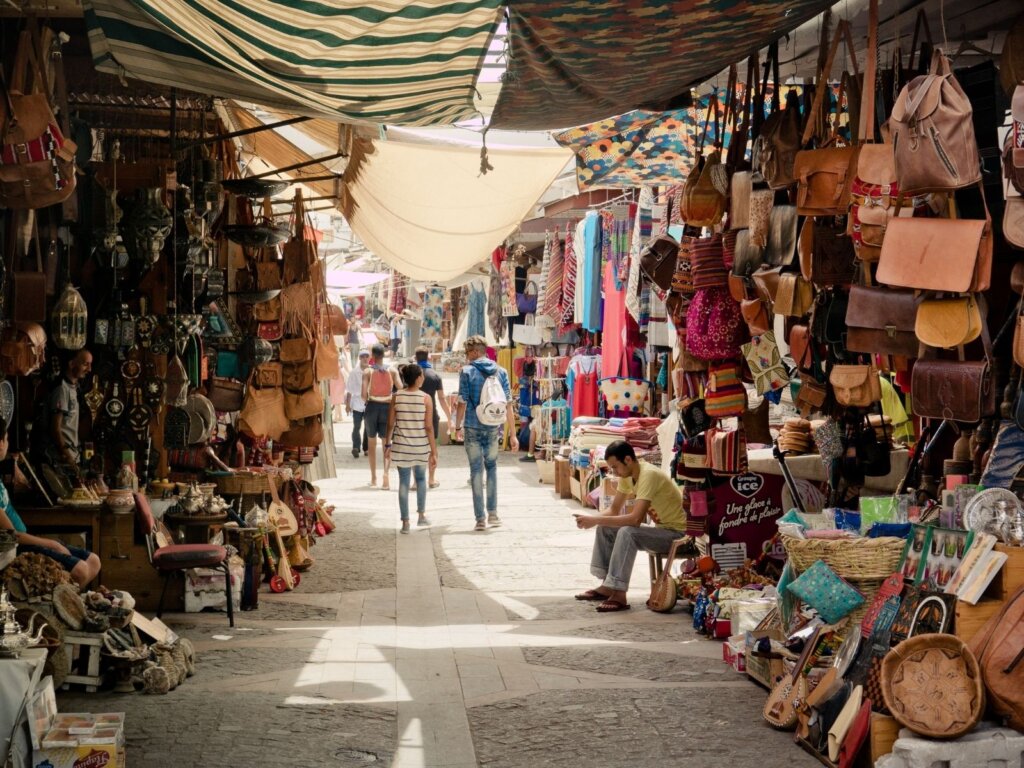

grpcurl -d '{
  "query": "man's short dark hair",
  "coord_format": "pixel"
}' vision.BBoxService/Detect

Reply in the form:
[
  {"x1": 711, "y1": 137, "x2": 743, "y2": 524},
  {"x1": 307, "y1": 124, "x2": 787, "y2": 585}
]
[
  {"x1": 371, "y1": 343, "x2": 386, "y2": 359},
  {"x1": 414, "y1": 346, "x2": 430, "y2": 363},
  {"x1": 399, "y1": 363, "x2": 423, "y2": 387},
  {"x1": 605, "y1": 440, "x2": 636, "y2": 464}
]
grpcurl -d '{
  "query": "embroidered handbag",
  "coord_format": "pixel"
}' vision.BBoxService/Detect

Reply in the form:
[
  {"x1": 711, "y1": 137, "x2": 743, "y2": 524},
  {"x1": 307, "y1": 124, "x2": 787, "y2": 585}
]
[
  {"x1": 915, "y1": 295, "x2": 982, "y2": 349},
  {"x1": 749, "y1": 188, "x2": 774, "y2": 248},
  {"x1": 705, "y1": 361, "x2": 747, "y2": 418},
  {"x1": 257, "y1": 321, "x2": 283, "y2": 341},
  {"x1": 742, "y1": 331, "x2": 789, "y2": 395},
  {"x1": 830, "y1": 365, "x2": 882, "y2": 407},
  {"x1": 685, "y1": 287, "x2": 744, "y2": 361},
  {"x1": 599, "y1": 376, "x2": 651, "y2": 418}
]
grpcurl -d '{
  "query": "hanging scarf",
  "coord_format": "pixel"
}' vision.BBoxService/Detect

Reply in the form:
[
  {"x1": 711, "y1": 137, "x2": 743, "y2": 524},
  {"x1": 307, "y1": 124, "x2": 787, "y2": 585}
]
[
  {"x1": 626, "y1": 186, "x2": 654, "y2": 322},
  {"x1": 542, "y1": 231, "x2": 564, "y2": 326},
  {"x1": 559, "y1": 222, "x2": 577, "y2": 332},
  {"x1": 535, "y1": 232, "x2": 553, "y2": 328}
]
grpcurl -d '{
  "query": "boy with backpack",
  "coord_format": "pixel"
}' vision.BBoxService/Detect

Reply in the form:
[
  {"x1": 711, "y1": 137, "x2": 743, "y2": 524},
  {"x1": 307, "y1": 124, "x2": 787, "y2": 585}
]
[{"x1": 454, "y1": 336, "x2": 518, "y2": 530}]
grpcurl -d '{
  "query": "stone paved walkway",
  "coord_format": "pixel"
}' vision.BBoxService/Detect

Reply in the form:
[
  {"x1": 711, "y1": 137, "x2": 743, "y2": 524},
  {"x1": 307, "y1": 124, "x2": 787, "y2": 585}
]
[{"x1": 60, "y1": 421, "x2": 816, "y2": 768}]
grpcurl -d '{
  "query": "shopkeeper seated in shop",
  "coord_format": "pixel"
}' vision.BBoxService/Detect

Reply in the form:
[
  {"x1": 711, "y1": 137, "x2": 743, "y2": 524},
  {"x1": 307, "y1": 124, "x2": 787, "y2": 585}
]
[
  {"x1": 0, "y1": 417, "x2": 101, "y2": 587},
  {"x1": 573, "y1": 440, "x2": 685, "y2": 613}
]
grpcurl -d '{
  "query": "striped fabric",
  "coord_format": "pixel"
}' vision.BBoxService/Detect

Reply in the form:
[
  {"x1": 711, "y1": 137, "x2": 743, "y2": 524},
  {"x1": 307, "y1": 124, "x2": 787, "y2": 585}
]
[
  {"x1": 390, "y1": 390, "x2": 431, "y2": 468},
  {"x1": 541, "y1": 231, "x2": 563, "y2": 327},
  {"x1": 534, "y1": 232, "x2": 552, "y2": 328},
  {"x1": 83, "y1": 0, "x2": 502, "y2": 126}
]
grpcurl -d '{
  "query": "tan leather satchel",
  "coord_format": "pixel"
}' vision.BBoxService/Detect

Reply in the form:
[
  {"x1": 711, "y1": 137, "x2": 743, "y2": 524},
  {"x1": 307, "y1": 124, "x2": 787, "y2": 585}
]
[
  {"x1": 876, "y1": 187, "x2": 992, "y2": 293},
  {"x1": 751, "y1": 265, "x2": 783, "y2": 310},
  {"x1": 280, "y1": 416, "x2": 324, "y2": 448},
  {"x1": 314, "y1": 325, "x2": 341, "y2": 382},
  {"x1": 915, "y1": 295, "x2": 982, "y2": 349},
  {"x1": 254, "y1": 362, "x2": 283, "y2": 388},
  {"x1": 890, "y1": 50, "x2": 982, "y2": 193},
  {"x1": 252, "y1": 296, "x2": 281, "y2": 322},
  {"x1": 681, "y1": 94, "x2": 727, "y2": 227},
  {"x1": 774, "y1": 273, "x2": 813, "y2": 317},
  {"x1": 829, "y1": 364, "x2": 882, "y2": 407},
  {"x1": 0, "y1": 321, "x2": 46, "y2": 376},
  {"x1": 279, "y1": 335, "x2": 312, "y2": 364},
  {"x1": 846, "y1": 285, "x2": 919, "y2": 358},
  {"x1": 283, "y1": 361, "x2": 315, "y2": 392},
  {"x1": 238, "y1": 373, "x2": 289, "y2": 440},
  {"x1": 741, "y1": 298, "x2": 771, "y2": 336},
  {"x1": 283, "y1": 189, "x2": 318, "y2": 286},
  {"x1": 754, "y1": 91, "x2": 802, "y2": 190},
  {"x1": 284, "y1": 385, "x2": 324, "y2": 421}
]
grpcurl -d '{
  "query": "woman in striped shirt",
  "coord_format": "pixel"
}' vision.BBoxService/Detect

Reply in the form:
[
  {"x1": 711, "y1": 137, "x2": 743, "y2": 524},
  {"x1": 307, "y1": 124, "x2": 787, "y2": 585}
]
[{"x1": 385, "y1": 364, "x2": 438, "y2": 533}]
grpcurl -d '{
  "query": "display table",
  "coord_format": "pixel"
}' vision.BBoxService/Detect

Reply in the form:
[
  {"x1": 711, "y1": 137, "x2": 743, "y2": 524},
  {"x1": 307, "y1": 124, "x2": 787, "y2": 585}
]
[
  {"x1": 747, "y1": 448, "x2": 911, "y2": 493},
  {"x1": 16, "y1": 506, "x2": 101, "y2": 553},
  {"x1": 0, "y1": 648, "x2": 47, "y2": 768}
]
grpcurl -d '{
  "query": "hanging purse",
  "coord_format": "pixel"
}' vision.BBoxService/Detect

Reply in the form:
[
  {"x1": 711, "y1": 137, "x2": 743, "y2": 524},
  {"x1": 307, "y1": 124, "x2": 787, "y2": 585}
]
[
  {"x1": 829, "y1": 364, "x2": 882, "y2": 407},
  {"x1": 238, "y1": 371, "x2": 290, "y2": 440},
  {"x1": 912, "y1": 308, "x2": 996, "y2": 423},
  {"x1": 640, "y1": 232, "x2": 680, "y2": 292},
  {"x1": 279, "y1": 335, "x2": 312, "y2": 364},
  {"x1": 705, "y1": 361, "x2": 747, "y2": 418},
  {"x1": 283, "y1": 189, "x2": 318, "y2": 286},
  {"x1": 314, "y1": 322, "x2": 341, "y2": 382},
  {"x1": 755, "y1": 85, "x2": 802, "y2": 190},
  {"x1": 0, "y1": 30, "x2": 77, "y2": 209},
  {"x1": 845, "y1": 285, "x2": 919, "y2": 358},
  {"x1": 280, "y1": 416, "x2": 324, "y2": 448},
  {"x1": 689, "y1": 234, "x2": 728, "y2": 291},
  {"x1": 208, "y1": 376, "x2": 244, "y2": 412},
  {"x1": 774, "y1": 273, "x2": 814, "y2": 317},
  {"x1": 915, "y1": 295, "x2": 982, "y2": 349},
  {"x1": 252, "y1": 296, "x2": 281, "y2": 322},
  {"x1": 516, "y1": 280, "x2": 539, "y2": 314},
  {"x1": 0, "y1": 321, "x2": 46, "y2": 376},
  {"x1": 254, "y1": 362, "x2": 283, "y2": 388},
  {"x1": 284, "y1": 386, "x2": 324, "y2": 421},
  {"x1": 765, "y1": 205, "x2": 798, "y2": 267},
  {"x1": 685, "y1": 287, "x2": 744, "y2": 361},
  {"x1": 876, "y1": 186, "x2": 992, "y2": 293},
  {"x1": 799, "y1": 217, "x2": 857, "y2": 287},
  {"x1": 283, "y1": 362, "x2": 315, "y2": 392},
  {"x1": 741, "y1": 331, "x2": 789, "y2": 395},
  {"x1": 741, "y1": 298, "x2": 771, "y2": 336},
  {"x1": 705, "y1": 426, "x2": 749, "y2": 475},
  {"x1": 751, "y1": 265, "x2": 783, "y2": 310},
  {"x1": 680, "y1": 94, "x2": 726, "y2": 227},
  {"x1": 257, "y1": 320, "x2": 283, "y2": 341}
]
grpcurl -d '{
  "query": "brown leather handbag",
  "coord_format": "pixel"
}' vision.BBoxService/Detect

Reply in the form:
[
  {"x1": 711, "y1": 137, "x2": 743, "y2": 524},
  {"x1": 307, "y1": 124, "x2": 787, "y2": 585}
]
[
  {"x1": 252, "y1": 296, "x2": 281, "y2": 322},
  {"x1": 327, "y1": 304, "x2": 349, "y2": 336},
  {"x1": 774, "y1": 273, "x2": 814, "y2": 317},
  {"x1": 314, "y1": 325, "x2": 341, "y2": 382},
  {"x1": 830, "y1": 364, "x2": 882, "y2": 407},
  {"x1": 754, "y1": 91, "x2": 802, "y2": 189},
  {"x1": 799, "y1": 217, "x2": 857, "y2": 286},
  {"x1": 912, "y1": 312, "x2": 995, "y2": 423},
  {"x1": 284, "y1": 385, "x2": 324, "y2": 421},
  {"x1": 680, "y1": 93, "x2": 727, "y2": 226},
  {"x1": 279, "y1": 416, "x2": 324, "y2": 448},
  {"x1": 728, "y1": 273, "x2": 749, "y2": 303},
  {"x1": 751, "y1": 265, "x2": 783, "y2": 309},
  {"x1": 283, "y1": 362, "x2": 315, "y2": 392},
  {"x1": 255, "y1": 260, "x2": 281, "y2": 292},
  {"x1": 0, "y1": 321, "x2": 46, "y2": 376},
  {"x1": 238, "y1": 373, "x2": 290, "y2": 440},
  {"x1": 876, "y1": 186, "x2": 992, "y2": 293},
  {"x1": 639, "y1": 233, "x2": 680, "y2": 292},
  {"x1": 208, "y1": 377, "x2": 245, "y2": 412},
  {"x1": 846, "y1": 285, "x2": 919, "y2": 357},
  {"x1": 766, "y1": 205, "x2": 798, "y2": 267},
  {"x1": 0, "y1": 31, "x2": 77, "y2": 210},
  {"x1": 788, "y1": 323, "x2": 812, "y2": 373},
  {"x1": 283, "y1": 189, "x2": 318, "y2": 286},
  {"x1": 254, "y1": 362, "x2": 283, "y2": 388},
  {"x1": 11, "y1": 225, "x2": 46, "y2": 324},
  {"x1": 891, "y1": 50, "x2": 982, "y2": 193},
  {"x1": 279, "y1": 335, "x2": 312, "y2": 364},
  {"x1": 741, "y1": 298, "x2": 771, "y2": 336}
]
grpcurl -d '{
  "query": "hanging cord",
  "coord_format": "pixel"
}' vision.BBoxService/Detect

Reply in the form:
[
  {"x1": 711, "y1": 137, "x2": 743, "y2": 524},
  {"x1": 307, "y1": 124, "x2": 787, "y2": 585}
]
[
  {"x1": 940, "y1": 0, "x2": 948, "y2": 48},
  {"x1": 479, "y1": 125, "x2": 494, "y2": 176}
]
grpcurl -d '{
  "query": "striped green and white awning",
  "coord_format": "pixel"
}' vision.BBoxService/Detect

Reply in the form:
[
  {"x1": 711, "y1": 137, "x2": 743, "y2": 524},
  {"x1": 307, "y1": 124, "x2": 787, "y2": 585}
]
[{"x1": 83, "y1": 0, "x2": 502, "y2": 126}]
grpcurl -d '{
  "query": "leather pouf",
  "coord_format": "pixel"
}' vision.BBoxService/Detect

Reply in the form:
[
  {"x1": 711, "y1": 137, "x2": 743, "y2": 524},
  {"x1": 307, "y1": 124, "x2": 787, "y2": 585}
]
[{"x1": 880, "y1": 633, "x2": 984, "y2": 739}]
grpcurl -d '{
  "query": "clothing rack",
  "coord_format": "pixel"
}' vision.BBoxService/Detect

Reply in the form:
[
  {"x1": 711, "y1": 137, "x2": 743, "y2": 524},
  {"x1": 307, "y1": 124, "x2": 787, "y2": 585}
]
[{"x1": 535, "y1": 356, "x2": 570, "y2": 454}]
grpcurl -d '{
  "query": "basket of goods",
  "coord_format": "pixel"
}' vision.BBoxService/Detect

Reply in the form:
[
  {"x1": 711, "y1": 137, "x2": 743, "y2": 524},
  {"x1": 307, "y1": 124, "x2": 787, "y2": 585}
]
[
  {"x1": 781, "y1": 535, "x2": 906, "y2": 579},
  {"x1": 880, "y1": 633, "x2": 984, "y2": 739},
  {"x1": 213, "y1": 471, "x2": 283, "y2": 497}
]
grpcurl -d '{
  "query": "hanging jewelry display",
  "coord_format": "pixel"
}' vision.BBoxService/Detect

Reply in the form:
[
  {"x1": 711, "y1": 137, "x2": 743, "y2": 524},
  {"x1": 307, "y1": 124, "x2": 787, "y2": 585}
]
[
  {"x1": 127, "y1": 387, "x2": 152, "y2": 436},
  {"x1": 83, "y1": 377, "x2": 105, "y2": 423},
  {"x1": 105, "y1": 382, "x2": 125, "y2": 425},
  {"x1": 142, "y1": 365, "x2": 165, "y2": 409}
]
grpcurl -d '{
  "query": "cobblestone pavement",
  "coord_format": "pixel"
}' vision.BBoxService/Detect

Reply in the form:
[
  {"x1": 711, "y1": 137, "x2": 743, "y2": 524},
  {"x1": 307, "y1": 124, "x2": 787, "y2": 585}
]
[{"x1": 60, "y1": 417, "x2": 815, "y2": 768}]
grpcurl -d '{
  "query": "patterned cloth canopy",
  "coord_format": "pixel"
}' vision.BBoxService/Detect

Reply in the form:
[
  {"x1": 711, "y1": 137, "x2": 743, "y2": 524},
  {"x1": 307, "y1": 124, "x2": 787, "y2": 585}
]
[{"x1": 83, "y1": 0, "x2": 502, "y2": 126}]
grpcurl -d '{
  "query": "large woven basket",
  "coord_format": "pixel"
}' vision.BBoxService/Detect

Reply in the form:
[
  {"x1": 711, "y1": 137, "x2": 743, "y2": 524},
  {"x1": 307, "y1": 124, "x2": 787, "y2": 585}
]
[
  {"x1": 782, "y1": 535, "x2": 906, "y2": 580},
  {"x1": 214, "y1": 472, "x2": 283, "y2": 496},
  {"x1": 880, "y1": 633, "x2": 984, "y2": 739}
]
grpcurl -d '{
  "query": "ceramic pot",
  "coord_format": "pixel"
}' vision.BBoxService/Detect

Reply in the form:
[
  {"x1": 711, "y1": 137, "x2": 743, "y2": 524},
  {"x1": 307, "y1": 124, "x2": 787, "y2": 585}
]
[{"x1": 106, "y1": 489, "x2": 135, "y2": 515}]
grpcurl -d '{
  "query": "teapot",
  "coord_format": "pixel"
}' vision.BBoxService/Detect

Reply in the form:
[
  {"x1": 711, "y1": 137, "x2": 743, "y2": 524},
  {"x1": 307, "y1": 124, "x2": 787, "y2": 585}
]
[
  {"x1": 0, "y1": 586, "x2": 46, "y2": 658},
  {"x1": 178, "y1": 482, "x2": 206, "y2": 515}
]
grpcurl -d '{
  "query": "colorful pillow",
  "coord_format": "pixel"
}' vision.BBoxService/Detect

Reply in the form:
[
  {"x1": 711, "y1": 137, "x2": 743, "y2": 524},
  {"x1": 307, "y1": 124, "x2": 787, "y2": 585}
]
[{"x1": 787, "y1": 560, "x2": 865, "y2": 624}]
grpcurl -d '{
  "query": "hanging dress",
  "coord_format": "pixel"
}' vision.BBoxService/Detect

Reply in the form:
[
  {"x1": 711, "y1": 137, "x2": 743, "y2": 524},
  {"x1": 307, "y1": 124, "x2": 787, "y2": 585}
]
[{"x1": 570, "y1": 356, "x2": 600, "y2": 420}]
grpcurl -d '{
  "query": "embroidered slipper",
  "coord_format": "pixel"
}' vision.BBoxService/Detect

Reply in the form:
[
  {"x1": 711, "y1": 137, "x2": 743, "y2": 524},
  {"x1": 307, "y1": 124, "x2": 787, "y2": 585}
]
[
  {"x1": 596, "y1": 599, "x2": 631, "y2": 613},
  {"x1": 574, "y1": 589, "x2": 608, "y2": 601}
]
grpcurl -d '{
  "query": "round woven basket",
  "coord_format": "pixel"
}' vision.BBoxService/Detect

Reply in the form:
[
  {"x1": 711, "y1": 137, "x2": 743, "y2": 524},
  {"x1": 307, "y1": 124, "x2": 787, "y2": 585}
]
[
  {"x1": 781, "y1": 535, "x2": 906, "y2": 580},
  {"x1": 880, "y1": 633, "x2": 984, "y2": 739},
  {"x1": 214, "y1": 472, "x2": 283, "y2": 497}
]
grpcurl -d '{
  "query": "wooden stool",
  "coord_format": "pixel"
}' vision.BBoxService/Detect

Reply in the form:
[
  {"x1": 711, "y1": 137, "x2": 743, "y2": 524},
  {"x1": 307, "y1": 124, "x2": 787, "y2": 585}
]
[
  {"x1": 646, "y1": 538, "x2": 694, "y2": 586},
  {"x1": 62, "y1": 631, "x2": 105, "y2": 692}
]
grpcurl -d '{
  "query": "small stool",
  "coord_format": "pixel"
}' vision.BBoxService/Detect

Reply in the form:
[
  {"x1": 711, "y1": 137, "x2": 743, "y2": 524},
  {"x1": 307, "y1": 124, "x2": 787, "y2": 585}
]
[
  {"x1": 646, "y1": 537, "x2": 695, "y2": 586},
  {"x1": 62, "y1": 630, "x2": 106, "y2": 692}
]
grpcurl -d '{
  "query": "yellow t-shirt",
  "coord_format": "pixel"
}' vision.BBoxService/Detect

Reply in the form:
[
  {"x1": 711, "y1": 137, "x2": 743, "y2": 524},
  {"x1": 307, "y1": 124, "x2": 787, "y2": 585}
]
[{"x1": 617, "y1": 461, "x2": 685, "y2": 532}]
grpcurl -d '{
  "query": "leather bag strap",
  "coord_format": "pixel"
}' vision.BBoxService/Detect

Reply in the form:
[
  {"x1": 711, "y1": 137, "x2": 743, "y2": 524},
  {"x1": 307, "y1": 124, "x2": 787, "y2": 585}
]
[
  {"x1": 909, "y1": 8, "x2": 933, "y2": 72},
  {"x1": 859, "y1": 0, "x2": 879, "y2": 142},
  {"x1": 802, "y1": 20, "x2": 858, "y2": 146}
]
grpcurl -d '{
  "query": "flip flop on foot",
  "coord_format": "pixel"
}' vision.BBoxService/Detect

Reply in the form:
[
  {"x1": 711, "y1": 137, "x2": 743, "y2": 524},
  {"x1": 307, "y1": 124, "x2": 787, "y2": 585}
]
[
  {"x1": 574, "y1": 589, "x2": 608, "y2": 601},
  {"x1": 429, "y1": 482, "x2": 440, "y2": 489},
  {"x1": 596, "y1": 599, "x2": 630, "y2": 613}
]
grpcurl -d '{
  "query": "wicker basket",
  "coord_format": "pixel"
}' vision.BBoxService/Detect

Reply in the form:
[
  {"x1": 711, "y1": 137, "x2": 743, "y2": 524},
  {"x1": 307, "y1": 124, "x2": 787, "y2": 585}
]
[
  {"x1": 213, "y1": 472, "x2": 283, "y2": 496},
  {"x1": 782, "y1": 535, "x2": 905, "y2": 580}
]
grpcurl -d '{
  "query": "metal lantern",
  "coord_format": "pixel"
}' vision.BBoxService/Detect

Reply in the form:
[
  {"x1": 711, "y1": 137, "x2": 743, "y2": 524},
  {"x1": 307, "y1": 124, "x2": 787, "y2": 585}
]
[{"x1": 51, "y1": 284, "x2": 88, "y2": 350}]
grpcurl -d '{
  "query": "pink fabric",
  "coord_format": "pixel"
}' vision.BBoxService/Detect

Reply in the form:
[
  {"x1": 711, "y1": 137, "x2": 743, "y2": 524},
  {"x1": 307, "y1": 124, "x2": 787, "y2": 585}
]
[{"x1": 601, "y1": 260, "x2": 626, "y2": 377}]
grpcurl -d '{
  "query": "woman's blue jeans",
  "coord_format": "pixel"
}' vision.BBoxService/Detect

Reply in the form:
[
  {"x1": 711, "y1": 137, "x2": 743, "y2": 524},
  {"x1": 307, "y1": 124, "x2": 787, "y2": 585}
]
[{"x1": 397, "y1": 465, "x2": 427, "y2": 521}]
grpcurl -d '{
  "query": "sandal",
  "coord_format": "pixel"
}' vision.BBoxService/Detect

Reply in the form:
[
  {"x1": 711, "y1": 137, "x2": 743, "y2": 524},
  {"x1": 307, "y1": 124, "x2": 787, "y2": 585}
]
[
  {"x1": 596, "y1": 599, "x2": 631, "y2": 613},
  {"x1": 429, "y1": 482, "x2": 440, "y2": 489},
  {"x1": 574, "y1": 589, "x2": 608, "y2": 601}
]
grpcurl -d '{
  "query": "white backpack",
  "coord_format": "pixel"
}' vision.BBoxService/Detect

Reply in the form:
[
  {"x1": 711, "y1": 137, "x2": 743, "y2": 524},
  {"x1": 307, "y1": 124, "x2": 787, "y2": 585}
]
[{"x1": 475, "y1": 373, "x2": 508, "y2": 426}]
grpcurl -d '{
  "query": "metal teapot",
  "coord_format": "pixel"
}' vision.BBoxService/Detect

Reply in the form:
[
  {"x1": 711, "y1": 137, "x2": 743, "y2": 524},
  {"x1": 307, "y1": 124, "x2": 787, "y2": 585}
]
[
  {"x1": 0, "y1": 587, "x2": 46, "y2": 658},
  {"x1": 178, "y1": 481, "x2": 206, "y2": 515}
]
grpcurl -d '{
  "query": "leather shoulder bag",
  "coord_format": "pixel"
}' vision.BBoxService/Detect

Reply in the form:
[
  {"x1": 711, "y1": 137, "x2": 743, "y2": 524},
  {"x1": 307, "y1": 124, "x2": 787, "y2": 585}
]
[
  {"x1": 911, "y1": 300, "x2": 996, "y2": 423},
  {"x1": 876, "y1": 184, "x2": 992, "y2": 293},
  {"x1": 915, "y1": 294, "x2": 982, "y2": 350},
  {"x1": 846, "y1": 285, "x2": 919, "y2": 358},
  {"x1": 639, "y1": 232, "x2": 680, "y2": 292},
  {"x1": 799, "y1": 216, "x2": 857, "y2": 287},
  {"x1": 830, "y1": 363, "x2": 882, "y2": 407}
]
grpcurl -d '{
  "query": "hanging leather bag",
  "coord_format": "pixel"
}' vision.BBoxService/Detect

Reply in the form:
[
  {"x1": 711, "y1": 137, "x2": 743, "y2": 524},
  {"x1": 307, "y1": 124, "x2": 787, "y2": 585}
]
[
  {"x1": 0, "y1": 321, "x2": 45, "y2": 376},
  {"x1": 283, "y1": 189, "x2": 318, "y2": 286},
  {"x1": 208, "y1": 376, "x2": 245, "y2": 412},
  {"x1": 252, "y1": 296, "x2": 281, "y2": 322},
  {"x1": 283, "y1": 361, "x2": 315, "y2": 392},
  {"x1": 911, "y1": 306, "x2": 995, "y2": 423},
  {"x1": 314, "y1": 321, "x2": 341, "y2": 382},
  {"x1": 765, "y1": 205, "x2": 798, "y2": 267},
  {"x1": 846, "y1": 285, "x2": 919, "y2": 358},
  {"x1": 774, "y1": 273, "x2": 814, "y2": 317},
  {"x1": 915, "y1": 295, "x2": 982, "y2": 349},
  {"x1": 11, "y1": 220, "x2": 46, "y2": 323},
  {"x1": 238, "y1": 371, "x2": 290, "y2": 440},
  {"x1": 890, "y1": 50, "x2": 982, "y2": 193},
  {"x1": 876, "y1": 185, "x2": 992, "y2": 293},
  {"x1": 279, "y1": 335, "x2": 312, "y2": 364},
  {"x1": 799, "y1": 216, "x2": 857, "y2": 287},
  {"x1": 754, "y1": 72, "x2": 802, "y2": 189},
  {"x1": 0, "y1": 31, "x2": 77, "y2": 209},
  {"x1": 284, "y1": 385, "x2": 324, "y2": 421},
  {"x1": 639, "y1": 232, "x2": 680, "y2": 291},
  {"x1": 830, "y1": 364, "x2": 882, "y2": 407},
  {"x1": 681, "y1": 93, "x2": 727, "y2": 227},
  {"x1": 279, "y1": 416, "x2": 324, "y2": 448},
  {"x1": 327, "y1": 304, "x2": 349, "y2": 336}
]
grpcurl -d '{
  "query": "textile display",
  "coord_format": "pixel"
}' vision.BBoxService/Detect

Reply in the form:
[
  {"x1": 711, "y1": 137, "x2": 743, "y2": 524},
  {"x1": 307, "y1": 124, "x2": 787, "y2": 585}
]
[
  {"x1": 581, "y1": 211, "x2": 603, "y2": 332},
  {"x1": 535, "y1": 233, "x2": 554, "y2": 329},
  {"x1": 500, "y1": 260, "x2": 519, "y2": 317},
  {"x1": 491, "y1": 0, "x2": 836, "y2": 130},
  {"x1": 602, "y1": 261, "x2": 627, "y2": 378},
  {"x1": 560, "y1": 223, "x2": 578, "y2": 331},
  {"x1": 488, "y1": 267, "x2": 505, "y2": 341},
  {"x1": 541, "y1": 232, "x2": 564, "y2": 327},
  {"x1": 421, "y1": 288, "x2": 445, "y2": 341},
  {"x1": 626, "y1": 187, "x2": 655, "y2": 322},
  {"x1": 467, "y1": 281, "x2": 487, "y2": 339},
  {"x1": 341, "y1": 139, "x2": 571, "y2": 281},
  {"x1": 83, "y1": 0, "x2": 503, "y2": 126}
]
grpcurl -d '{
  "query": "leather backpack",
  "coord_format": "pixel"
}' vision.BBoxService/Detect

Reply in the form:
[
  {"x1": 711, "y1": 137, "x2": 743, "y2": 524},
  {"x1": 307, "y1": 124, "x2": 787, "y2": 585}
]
[
  {"x1": 890, "y1": 50, "x2": 982, "y2": 193},
  {"x1": 680, "y1": 93, "x2": 727, "y2": 227},
  {"x1": 970, "y1": 583, "x2": 1024, "y2": 731},
  {"x1": 0, "y1": 322, "x2": 46, "y2": 376},
  {"x1": 639, "y1": 232, "x2": 680, "y2": 292}
]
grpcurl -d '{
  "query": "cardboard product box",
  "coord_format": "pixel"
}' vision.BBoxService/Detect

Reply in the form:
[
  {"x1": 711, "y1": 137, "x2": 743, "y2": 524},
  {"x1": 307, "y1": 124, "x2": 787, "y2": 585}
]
[
  {"x1": 723, "y1": 636, "x2": 746, "y2": 672},
  {"x1": 33, "y1": 712, "x2": 125, "y2": 768}
]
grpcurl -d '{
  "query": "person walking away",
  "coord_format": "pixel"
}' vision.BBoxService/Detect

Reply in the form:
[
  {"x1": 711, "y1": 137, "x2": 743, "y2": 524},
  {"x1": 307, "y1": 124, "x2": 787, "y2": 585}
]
[
  {"x1": 389, "y1": 315, "x2": 403, "y2": 358},
  {"x1": 573, "y1": 440, "x2": 686, "y2": 612},
  {"x1": 348, "y1": 319, "x2": 362, "y2": 367},
  {"x1": 454, "y1": 336, "x2": 518, "y2": 531},
  {"x1": 346, "y1": 349, "x2": 371, "y2": 458},
  {"x1": 385, "y1": 364, "x2": 438, "y2": 533},
  {"x1": 361, "y1": 344, "x2": 401, "y2": 489},
  {"x1": 415, "y1": 346, "x2": 451, "y2": 488}
]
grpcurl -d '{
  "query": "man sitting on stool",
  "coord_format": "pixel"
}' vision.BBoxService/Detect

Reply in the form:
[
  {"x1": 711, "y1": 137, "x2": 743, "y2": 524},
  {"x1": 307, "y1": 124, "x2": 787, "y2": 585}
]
[{"x1": 573, "y1": 440, "x2": 685, "y2": 613}]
